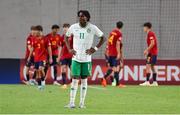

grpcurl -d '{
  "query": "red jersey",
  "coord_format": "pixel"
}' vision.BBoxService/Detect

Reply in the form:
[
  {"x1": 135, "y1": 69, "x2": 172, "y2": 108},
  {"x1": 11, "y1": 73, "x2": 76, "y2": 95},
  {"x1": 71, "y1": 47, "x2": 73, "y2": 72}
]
[
  {"x1": 25, "y1": 34, "x2": 35, "y2": 60},
  {"x1": 108, "y1": 29, "x2": 122, "y2": 56},
  {"x1": 147, "y1": 31, "x2": 158, "y2": 55},
  {"x1": 32, "y1": 36, "x2": 51, "y2": 62},
  {"x1": 46, "y1": 33, "x2": 62, "y2": 56},
  {"x1": 60, "y1": 34, "x2": 73, "y2": 60}
]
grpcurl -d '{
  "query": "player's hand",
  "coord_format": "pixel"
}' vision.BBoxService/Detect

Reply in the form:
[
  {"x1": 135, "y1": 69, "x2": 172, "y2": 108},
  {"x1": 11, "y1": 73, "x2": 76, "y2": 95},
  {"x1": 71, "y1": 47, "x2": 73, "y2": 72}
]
[
  {"x1": 120, "y1": 61, "x2": 124, "y2": 68},
  {"x1": 56, "y1": 57, "x2": 60, "y2": 63},
  {"x1": 27, "y1": 56, "x2": 31, "y2": 62},
  {"x1": 69, "y1": 49, "x2": 76, "y2": 55},
  {"x1": 86, "y1": 47, "x2": 96, "y2": 55},
  {"x1": 144, "y1": 49, "x2": 148, "y2": 56},
  {"x1": 116, "y1": 53, "x2": 121, "y2": 60},
  {"x1": 49, "y1": 57, "x2": 53, "y2": 64}
]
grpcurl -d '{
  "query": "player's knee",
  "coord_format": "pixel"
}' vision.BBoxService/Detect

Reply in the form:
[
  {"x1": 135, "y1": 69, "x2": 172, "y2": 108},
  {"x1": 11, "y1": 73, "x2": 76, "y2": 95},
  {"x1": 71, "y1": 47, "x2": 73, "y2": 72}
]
[{"x1": 62, "y1": 65, "x2": 67, "y2": 72}]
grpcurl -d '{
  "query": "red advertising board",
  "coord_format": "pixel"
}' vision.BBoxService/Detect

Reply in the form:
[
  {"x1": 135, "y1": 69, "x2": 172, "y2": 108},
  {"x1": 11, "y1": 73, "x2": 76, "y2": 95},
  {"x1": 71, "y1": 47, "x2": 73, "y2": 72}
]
[{"x1": 20, "y1": 59, "x2": 180, "y2": 85}]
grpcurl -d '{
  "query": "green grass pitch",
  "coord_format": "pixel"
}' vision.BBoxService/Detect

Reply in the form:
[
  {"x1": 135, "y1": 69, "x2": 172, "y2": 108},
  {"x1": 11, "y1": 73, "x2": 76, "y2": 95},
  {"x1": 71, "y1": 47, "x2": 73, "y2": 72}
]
[{"x1": 0, "y1": 84, "x2": 180, "y2": 114}]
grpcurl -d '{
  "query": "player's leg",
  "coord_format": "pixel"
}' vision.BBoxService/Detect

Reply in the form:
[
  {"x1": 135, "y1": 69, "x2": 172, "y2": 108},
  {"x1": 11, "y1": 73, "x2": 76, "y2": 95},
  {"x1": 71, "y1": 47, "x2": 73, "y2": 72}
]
[
  {"x1": 39, "y1": 65, "x2": 46, "y2": 89},
  {"x1": 79, "y1": 77, "x2": 87, "y2": 108},
  {"x1": 51, "y1": 56, "x2": 60, "y2": 85},
  {"x1": 28, "y1": 57, "x2": 37, "y2": 85},
  {"x1": 23, "y1": 65, "x2": 30, "y2": 85},
  {"x1": 65, "y1": 60, "x2": 81, "y2": 108},
  {"x1": 79, "y1": 62, "x2": 92, "y2": 108},
  {"x1": 111, "y1": 57, "x2": 121, "y2": 87},
  {"x1": 102, "y1": 56, "x2": 113, "y2": 87},
  {"x1": 140, "y1": 54, "x2": 151, "y2": 86},
  {"x1": 36, "y1": 61, "x2": 46, "y2": 90},
  {"x1": 60, "y1": 59, "x2": 68, "y2": 88},
  {"x1": 104, "y1": 56, "x2": 113, "y2": 79},
  {"x1": 150, "y1": 55, "x2": 158, "y2": 86},
  {"x1": 23, "y1": 58, "x2": 33, "y2": 85},
  {"x1": 116, "y1": 60, "x2": 126, "y2": 88},
  {"x1": 139, "y1": 64, "x2": 151, "y2": 86},
  {"x1": 35, "y1": 62, "x2": 42, "y2": 88},
  {"x1": 25, "y1": 67, "x2": 30, "y2": 81}
]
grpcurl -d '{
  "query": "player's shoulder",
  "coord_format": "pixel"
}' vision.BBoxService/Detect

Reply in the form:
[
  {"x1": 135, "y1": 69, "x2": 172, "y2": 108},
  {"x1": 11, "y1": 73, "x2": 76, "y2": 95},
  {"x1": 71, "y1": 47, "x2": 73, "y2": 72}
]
[
  {"x1": 70, "y1": 23, "x2": 79, "y2": 28},
  {"x1": 45, "y1": 33, "x2": 51, "y2": 38},
  {"x1": 27, "y1": 34, "x2": 33, "y2": 40},
  {"x1": 56, "y1": 33, "x2": 62, "y2": 38},
  {"x1": 148, "y1": 31, "x2": 155, "y2": 36},
  {"x1": 88, "y1": 23, "x2": 98, "y2": 28},
  {"x1": 111, "y1": 28, "x2": 120, "y2": 35}
]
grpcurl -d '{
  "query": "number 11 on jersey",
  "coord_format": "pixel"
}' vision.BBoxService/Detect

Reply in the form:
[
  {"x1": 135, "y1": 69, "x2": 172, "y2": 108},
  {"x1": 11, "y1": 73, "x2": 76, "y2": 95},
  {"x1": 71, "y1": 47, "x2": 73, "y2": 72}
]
[{"x1": 80, "y1": 33, "x2": 85, "y2": 39}]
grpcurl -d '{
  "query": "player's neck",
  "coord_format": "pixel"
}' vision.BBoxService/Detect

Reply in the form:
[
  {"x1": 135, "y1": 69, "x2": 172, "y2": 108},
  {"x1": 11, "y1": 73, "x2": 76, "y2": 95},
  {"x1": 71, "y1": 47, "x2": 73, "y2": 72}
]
[
  {"x1": 147, "y1": 29, "x2": 151, "y2": 33},
  {"x1": 51, "y1": 32, "x2": 56, "y2": 36},
  {"x1": 79, "y1": 22, "x2": 88, "y2": 28},
  {"x1": 116, "y1": 28, "x2": 121, "y2": 32}
]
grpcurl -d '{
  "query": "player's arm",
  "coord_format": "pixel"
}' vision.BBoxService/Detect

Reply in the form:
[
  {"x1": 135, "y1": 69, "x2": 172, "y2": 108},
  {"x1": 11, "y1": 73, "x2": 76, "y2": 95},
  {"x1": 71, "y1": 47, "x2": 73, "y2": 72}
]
[
  {"x1": 144, "y1": 37, "x2": 155, "y2": 55},
  {"x1": 86, "y1": 25, "x2": 106, "y2": 55},
  {"x1": 27, "y1": 46, "x2": 33, "y2": 62},
  {"x1": 120, "y1": 43, "x2": 124, "y2": 67},
  {"x1": 57, "y1": 45, "x2": 62, "y2": 63},
  {"x1": 86, "y1": 36, "x2": 106, "y2": 55},
  {"x1": 47, "y1": 40, "x2": 53, "y2": 64},
  {"x1": 120, "y1": 45, "x2": 124, "y2": 61},
  {"x1": 65, "y1": 36, "x2": 76, "y2": 55},
  {"x1": 65, "y1": 25, "x2": 76, "y2": 55},
  {"x1": 27, "y1": 39, "x2": 33, "y2": 61},
  {"x1": 116, "y1": 40, "x2": 121, "y2": 60},
  {"x1": 96, "y1": 36, "x2": 106, "y2": 49},
  {"x1": 48, "y1": 46, "x2": 53, "y2": 64}
]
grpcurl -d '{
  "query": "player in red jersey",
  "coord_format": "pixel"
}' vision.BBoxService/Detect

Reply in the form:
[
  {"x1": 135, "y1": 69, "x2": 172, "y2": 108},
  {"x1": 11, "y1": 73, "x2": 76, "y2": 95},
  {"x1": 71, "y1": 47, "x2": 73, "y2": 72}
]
[
  {"x1": 23, "y1": 26, "x2": 37, "y2": 85},
  {"x1": 103, "y1": 42, "x2": 115, "y2": 84},
  {"x1": 101, "y1": 21, "x2": 125, "y2": 88},
  {"x1": 140, "y1": 22, "x2": 158, "y2": 86},
  {"x1": 28, "y1": 25, "x2": 53, "y2": 90},
  {"x1": 57, "y1": 23, "x2": 73, "y2": 89},
  {"x1": 46, "y1": 25, "x2": 62, "y2": 86}
]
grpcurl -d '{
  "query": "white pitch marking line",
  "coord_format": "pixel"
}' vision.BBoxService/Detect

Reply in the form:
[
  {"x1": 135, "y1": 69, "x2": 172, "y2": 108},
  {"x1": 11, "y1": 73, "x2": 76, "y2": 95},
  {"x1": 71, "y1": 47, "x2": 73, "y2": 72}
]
[{"x1": 88, "y1": 86, "x2": 107, "y2": 90}]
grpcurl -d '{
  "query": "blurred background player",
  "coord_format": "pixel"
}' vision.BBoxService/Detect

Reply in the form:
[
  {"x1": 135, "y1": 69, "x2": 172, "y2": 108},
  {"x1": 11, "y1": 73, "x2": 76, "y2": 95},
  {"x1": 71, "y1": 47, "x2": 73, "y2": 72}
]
[
  {"x1": 28, "y1": 25, "x2": 53, "y2": 90},
  {"x1": 23, "y1": 26, "x2": 37, "y2": 85},
  {"x1": 64, "y1": 10, "x2": 105, "y2": 108},
  {"x1": 57, "y1": 23, "x2": 73, "y2": 89},
  {"x1": 101, "y1": 21, "x2": 125, "y2": 88},
  {"x1": 140, "y1": 22, "x2": 158, "y2": 86},
  {"x1": 46, "y1": 25, "x2": 61, "y2": 86},
  {"x1": 111, "y1": 39, "x2": 124, "y2": 86},
  {"x1": 104, "y1": 41, "x2": 114, "y2": 85}
]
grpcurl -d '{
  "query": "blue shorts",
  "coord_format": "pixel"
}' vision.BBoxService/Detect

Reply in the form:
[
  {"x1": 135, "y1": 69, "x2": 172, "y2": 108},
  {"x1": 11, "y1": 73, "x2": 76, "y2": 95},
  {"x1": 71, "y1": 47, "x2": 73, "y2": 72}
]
[
  {"x1": 146, "y1": 54, "x2": 157, "y2": 65},
  {"x1": 60, "y1": 58, "x2": 72, "y2": 68},
  {"x1": 35, "y1": 61, "x2": 46, "y2": 69},
  {"x1": 108, "y1": 56, "x2": 118, "y2": 67},
  {"x1": 26, "y1": 57, "x2": 34, "y2": 67}
]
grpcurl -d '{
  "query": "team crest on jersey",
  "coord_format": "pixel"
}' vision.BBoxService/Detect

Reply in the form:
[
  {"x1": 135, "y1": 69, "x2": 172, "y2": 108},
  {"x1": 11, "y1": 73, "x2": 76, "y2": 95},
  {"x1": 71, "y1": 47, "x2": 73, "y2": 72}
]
[{"x1": 87, "y1": 28, "x2": 91, "y2": 33}]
